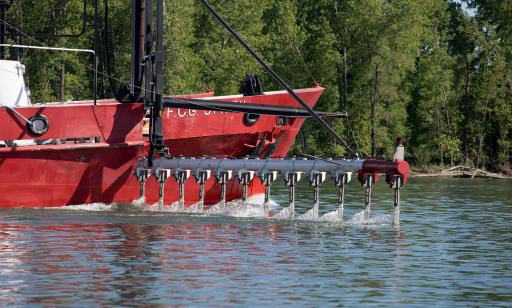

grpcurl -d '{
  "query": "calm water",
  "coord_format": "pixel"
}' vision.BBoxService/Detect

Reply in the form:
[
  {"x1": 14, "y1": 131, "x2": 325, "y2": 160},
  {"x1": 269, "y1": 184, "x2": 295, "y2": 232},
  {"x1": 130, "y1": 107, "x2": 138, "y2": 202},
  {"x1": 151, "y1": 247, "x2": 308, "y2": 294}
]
[{"x1": 0, "y1": 178, "x2": 511, "y2": 306}]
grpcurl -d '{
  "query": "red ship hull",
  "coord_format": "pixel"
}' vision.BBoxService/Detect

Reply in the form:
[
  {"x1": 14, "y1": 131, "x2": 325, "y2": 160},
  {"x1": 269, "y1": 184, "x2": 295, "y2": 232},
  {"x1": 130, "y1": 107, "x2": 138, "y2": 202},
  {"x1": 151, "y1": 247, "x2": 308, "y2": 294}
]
[{"x1": 0, "y1": 87, "x2": 323, "y2": 208}]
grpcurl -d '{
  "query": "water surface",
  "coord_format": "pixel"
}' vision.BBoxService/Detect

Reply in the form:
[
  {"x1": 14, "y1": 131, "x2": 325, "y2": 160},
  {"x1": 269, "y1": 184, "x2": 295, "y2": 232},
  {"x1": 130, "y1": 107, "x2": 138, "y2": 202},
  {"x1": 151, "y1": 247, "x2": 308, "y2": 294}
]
[{"x1": 0, "y1": 178, "x2": 511, "y2": 306}]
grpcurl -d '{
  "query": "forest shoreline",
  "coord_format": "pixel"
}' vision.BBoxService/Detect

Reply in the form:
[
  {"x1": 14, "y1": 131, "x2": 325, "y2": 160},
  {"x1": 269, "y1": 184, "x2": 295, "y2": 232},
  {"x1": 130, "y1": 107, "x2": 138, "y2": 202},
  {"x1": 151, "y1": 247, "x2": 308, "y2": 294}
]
[{"x1": 2, "y1": 1, "x2": 509, "y2": 169}]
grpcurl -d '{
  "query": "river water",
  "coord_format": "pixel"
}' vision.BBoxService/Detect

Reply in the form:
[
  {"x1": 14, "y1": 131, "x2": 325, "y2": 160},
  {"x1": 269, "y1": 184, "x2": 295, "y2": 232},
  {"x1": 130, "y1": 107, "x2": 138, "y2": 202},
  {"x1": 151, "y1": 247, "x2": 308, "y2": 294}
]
[{"x1": 0, "y1": 178, "x2": 511, "y2": 306}]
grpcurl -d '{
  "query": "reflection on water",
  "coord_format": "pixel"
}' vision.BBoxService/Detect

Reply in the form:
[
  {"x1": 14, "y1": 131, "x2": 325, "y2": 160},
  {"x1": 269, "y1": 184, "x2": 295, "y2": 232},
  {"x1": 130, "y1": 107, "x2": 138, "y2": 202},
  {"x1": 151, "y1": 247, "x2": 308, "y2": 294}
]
[{"x1": 0, "y1": 178, "x2": 511, "y2": 306}]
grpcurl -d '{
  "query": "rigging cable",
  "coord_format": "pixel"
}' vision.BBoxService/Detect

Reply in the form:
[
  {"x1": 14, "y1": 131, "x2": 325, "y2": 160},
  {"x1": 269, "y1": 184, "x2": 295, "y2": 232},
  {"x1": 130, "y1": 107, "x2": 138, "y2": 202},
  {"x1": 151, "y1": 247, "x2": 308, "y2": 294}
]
[
  {"x1": 199, "y1": 0, "x2": 357, "y2": 157},
  {"x1": 283, "y1": 31, "x2": 316, "y2": 85},
  {"x1": 345, "y1": 115, "x2": 361, "y2": 156}
]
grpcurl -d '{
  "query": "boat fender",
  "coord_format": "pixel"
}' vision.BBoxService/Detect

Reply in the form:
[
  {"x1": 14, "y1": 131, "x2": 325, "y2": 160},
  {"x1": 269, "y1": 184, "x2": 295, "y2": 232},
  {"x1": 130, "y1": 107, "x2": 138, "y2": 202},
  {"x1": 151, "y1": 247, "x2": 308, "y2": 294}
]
[
  {"x1": 27, "y1": 115, "x2": 49, "y2": 136},
  {"x1": 243, "y1": 113, "x2": 260, "y2": 126}
]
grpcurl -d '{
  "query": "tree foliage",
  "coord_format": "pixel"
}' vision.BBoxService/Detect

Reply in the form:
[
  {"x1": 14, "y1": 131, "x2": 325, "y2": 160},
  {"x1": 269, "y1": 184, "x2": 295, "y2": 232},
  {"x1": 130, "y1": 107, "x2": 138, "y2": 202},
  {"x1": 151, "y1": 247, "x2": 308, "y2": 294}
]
[{"x1": 2, "y1": 0, "x2": 510, "y2": 169}]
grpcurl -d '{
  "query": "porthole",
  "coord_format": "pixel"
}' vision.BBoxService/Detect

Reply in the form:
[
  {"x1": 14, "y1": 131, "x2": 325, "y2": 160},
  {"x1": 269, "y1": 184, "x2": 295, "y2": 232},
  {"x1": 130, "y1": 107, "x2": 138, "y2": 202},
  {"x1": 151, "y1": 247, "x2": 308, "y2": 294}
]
[
  {"x1": 27, "y1": 115, "x2": 50, "y2": 136},
  {"x1": 243, "y1": 113, "x2": 260, "y2": 126}
]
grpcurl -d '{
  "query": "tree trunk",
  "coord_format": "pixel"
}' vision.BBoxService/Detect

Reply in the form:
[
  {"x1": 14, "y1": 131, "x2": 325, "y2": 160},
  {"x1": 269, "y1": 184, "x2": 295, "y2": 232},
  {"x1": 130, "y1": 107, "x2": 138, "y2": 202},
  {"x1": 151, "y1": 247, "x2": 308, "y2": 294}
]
[
  {"x1": 60, "y1": 62, "x2": 65, "y2": 101},
  {"x1": 462, "y1": 53, "x2": 471, "y2": 163},
  {"x1": 435, "y1": 101, "x2": 443, "y2": 164},
  {"x1": 341, "y1": 43, "x2": 348, "y2": 112}
]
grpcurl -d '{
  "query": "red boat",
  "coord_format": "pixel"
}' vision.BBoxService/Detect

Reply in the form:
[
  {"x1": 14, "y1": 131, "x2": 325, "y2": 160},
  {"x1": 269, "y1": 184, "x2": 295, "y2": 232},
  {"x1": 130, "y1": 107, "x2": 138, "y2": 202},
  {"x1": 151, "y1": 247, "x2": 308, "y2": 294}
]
[
  {"x1": 0, "y1": 0, "x2": 409, "y2": 214},
  {"x1": 0, "y1": 86, "x2": 324, "y2": 208}
]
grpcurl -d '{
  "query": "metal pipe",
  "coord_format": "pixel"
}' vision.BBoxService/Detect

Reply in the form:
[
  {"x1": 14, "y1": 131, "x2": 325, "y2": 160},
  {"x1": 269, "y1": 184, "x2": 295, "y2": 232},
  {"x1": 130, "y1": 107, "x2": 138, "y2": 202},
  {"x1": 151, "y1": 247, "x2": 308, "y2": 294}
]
[
  {"x1": 173, "y1": 170, "x2": 190, "y2": 210},
  {"x1": 393, "y1": 175, "x2": 402, "y2": 225},
  {"x1": 199, "y1": 0, "x2": 356, "y2": 157},
  {"x1": 140, "y1": 157, "x2": 364, "y2": 174},
  {"x1": 159, "y1": 180, "x2": 165, "y2": 204},
  {"x1": 198, "y1": 181, "x2": 205, "y2": 210},
  {"x1": 215, "y1": 170, "x2": 232, "y2": 208},
  {"x1": 178, "y1": 179, "x2": 185, "y2": 209},
  {"x1": 1, "y1": 106, "x2": 32, "y2": 125},
  {"x1": 220, "y1": 181, "x2": 227, "y2": 207},
  {"x1": 309, "y1": 172, "x2": 326, "y2": 220},
  {"x1": 242, "y1": 181, "x2": 248, "y2": 205},
  {"x1": 394, "y1": 185, "x2": 400, "y2": 225},
  {"x1": 0, "y1": 44, "x2": 95, "y2": 54},
  {"x1": 140, "y1": 180, "x2": 146, "y2": 199},
  {"x1": 338, "y1": 183, "x2": 345, "y2": 219},
  {"x1": 154, "y1": 168, "x2": 171, "y2": 205},
  {"x1": 194, "y1": 170, "x2": 210, "y2": 211},
  {"x1": 4, "y1": 0, "x2": 88, "y2": 38},
  {"x1": 289, "y1": 184, "x2": 296, "y2": 218},
  {"x1": 284, "y1": 172, "x2": 302, "y2": 219},
  {"x1": 364, "y1": 174, "x2": 374, "y2": 220},
  {"x1": 236, "y1": 170, "x2": 254, "y2": 207},
  {"x1": 163, "y1": 97, "x2": 348, "y2": 118},
  {"x1": 332, "y1": 172, "x2": 351, "y2": 220},
  {"x1": 134, "y1": 168, "x2": 150, "y2": 198},
  {"x1": 260, "y1": 170, "x2": 277, "y2": 216},
  {"x1": 264, "y1": 184, "x2": 270, "y2": 214},
  {"x1": 312, "y1": 184, "x2": 320, "y2": 219}
]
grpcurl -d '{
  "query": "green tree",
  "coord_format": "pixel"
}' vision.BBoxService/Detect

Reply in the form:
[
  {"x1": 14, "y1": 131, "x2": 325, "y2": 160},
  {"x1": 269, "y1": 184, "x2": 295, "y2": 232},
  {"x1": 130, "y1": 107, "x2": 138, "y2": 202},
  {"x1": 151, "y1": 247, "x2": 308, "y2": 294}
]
[
  {"x1": 164, "y1": 0, "x2": 203, "y2": 94},
  {"x1": 191, "y1": 0, "x2": 272, "y2": 95},
  {"x1": 466, "y1": 0, "x2": 511, "y2": 167},
  {"x1": 334, "y1": 0, "x2": 425, "y2": 157},
  {"x1": 408, "y1": 0, "x2": 458, "y2": 165}
]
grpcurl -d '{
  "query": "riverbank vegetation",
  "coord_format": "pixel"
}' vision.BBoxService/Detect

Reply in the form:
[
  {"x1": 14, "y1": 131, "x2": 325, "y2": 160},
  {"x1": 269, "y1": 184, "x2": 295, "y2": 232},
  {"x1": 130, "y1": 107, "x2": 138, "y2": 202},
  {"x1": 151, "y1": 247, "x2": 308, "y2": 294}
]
[{"x1": 2, "y1": 0, "x2": 510, "y2": 171}]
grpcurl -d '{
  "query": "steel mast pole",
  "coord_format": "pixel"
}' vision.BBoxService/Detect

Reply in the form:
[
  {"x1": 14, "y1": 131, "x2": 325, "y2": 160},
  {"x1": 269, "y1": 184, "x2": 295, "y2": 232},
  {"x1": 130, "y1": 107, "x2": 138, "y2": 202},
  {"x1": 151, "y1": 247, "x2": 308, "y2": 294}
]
[
  {"x1": 141, "y1": 0, "x2": 168, "y2": 166},
  {"x1": 152, "y1": 0, "x2": 166, "y2": 154}
]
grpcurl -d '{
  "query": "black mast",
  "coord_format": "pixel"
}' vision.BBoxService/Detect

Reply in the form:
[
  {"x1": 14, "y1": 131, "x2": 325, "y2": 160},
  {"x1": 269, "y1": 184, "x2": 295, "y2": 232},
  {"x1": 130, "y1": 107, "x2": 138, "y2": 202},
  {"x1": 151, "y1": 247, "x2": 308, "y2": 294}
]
[
  {"x1": 132, "y1": 0, "x2": 167, "y2": 164},
  {"x1": 151, "y1": 0, "x2": 166, "y2": 154}
]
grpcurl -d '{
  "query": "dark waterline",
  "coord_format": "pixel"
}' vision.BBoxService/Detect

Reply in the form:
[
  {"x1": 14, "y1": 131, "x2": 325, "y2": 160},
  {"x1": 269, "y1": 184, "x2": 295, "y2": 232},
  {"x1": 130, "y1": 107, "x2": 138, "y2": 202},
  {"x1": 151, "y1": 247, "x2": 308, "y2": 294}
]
[{"x1": 0, "y1": 178, "x2": 511, "y2": 306}]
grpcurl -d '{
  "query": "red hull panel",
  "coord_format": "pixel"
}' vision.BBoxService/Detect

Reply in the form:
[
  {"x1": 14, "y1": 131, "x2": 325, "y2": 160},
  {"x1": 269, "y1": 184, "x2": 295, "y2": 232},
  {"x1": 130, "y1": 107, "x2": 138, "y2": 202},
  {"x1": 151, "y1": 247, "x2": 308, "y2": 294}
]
[{"x1": 0, "y1": 87, "x2": 323, "y2": 208}]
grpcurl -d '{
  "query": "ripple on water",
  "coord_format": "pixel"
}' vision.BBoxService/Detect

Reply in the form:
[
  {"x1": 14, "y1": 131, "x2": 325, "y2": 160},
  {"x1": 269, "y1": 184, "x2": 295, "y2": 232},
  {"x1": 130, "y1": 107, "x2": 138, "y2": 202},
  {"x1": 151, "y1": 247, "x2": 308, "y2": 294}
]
[{"x1": 0, "y1": 178, "x2": 511, "y2": 306}]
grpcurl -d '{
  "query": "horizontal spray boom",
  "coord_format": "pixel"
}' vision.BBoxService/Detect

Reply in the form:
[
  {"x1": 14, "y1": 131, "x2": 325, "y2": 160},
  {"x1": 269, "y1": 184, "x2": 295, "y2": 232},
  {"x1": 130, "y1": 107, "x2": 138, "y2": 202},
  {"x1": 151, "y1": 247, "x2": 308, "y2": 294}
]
[{"x1": 135, "y1": 141, "x2": 409, "y2": 224}]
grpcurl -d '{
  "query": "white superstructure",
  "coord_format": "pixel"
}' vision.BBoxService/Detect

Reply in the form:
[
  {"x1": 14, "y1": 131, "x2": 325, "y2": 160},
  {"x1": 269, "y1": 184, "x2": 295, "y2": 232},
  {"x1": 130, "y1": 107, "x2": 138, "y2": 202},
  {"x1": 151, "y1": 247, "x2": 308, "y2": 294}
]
[{"x1": 0, "y1": 60, "x2": 31, "y2": 107}]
